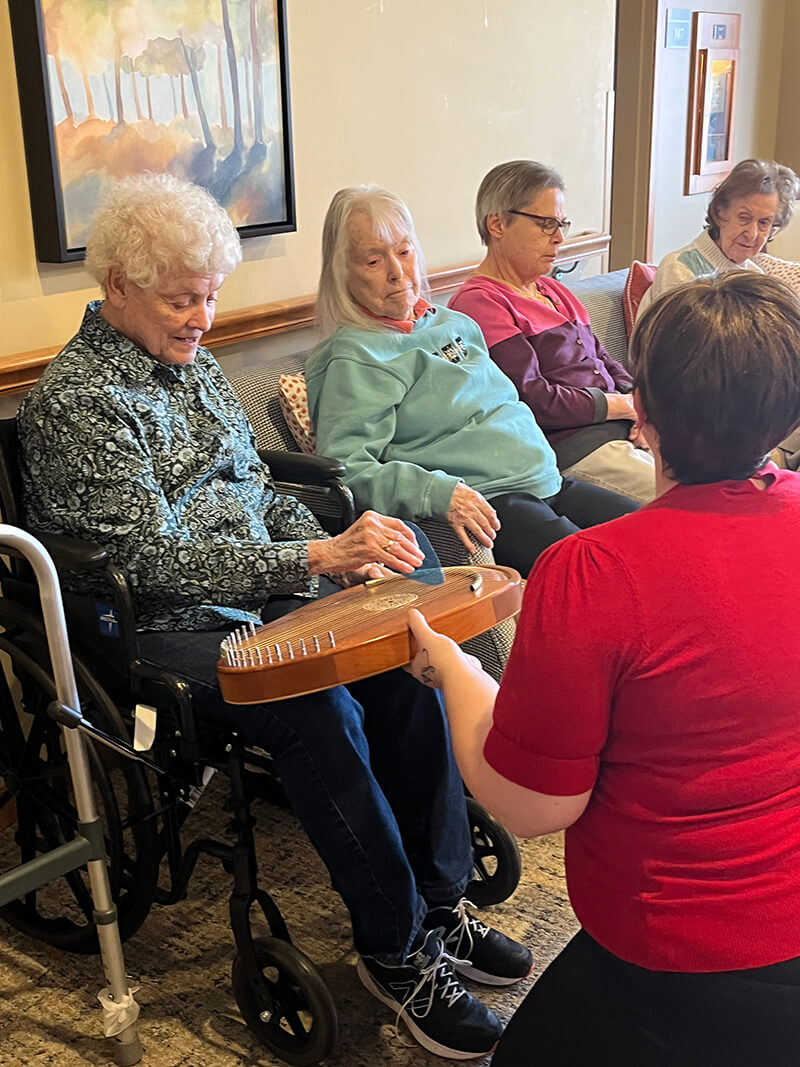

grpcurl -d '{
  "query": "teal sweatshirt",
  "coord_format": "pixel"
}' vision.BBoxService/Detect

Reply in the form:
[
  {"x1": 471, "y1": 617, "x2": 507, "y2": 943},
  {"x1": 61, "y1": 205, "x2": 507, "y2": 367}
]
[{"x1": 305, "y1": 304, "x2": 561, "y2": 521}]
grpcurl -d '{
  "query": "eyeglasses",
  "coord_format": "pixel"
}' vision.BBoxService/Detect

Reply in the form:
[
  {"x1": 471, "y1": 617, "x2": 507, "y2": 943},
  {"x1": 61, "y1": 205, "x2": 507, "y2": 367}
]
[{"x1": 509, "y1": 210, "x2": 571, "y2": 237}]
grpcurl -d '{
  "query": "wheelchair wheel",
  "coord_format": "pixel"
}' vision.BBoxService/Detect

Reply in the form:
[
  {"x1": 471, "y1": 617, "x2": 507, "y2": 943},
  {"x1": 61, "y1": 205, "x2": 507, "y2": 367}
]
[
  {"x1": 466, "y1": 796, "x2": 522, "y2": 907},
  {"x1": 0, "y1": 625, "x2": 160, "y2": 953},
  {"x1": 231, "y1": 936, "x2": 338, "y2": 1066}
]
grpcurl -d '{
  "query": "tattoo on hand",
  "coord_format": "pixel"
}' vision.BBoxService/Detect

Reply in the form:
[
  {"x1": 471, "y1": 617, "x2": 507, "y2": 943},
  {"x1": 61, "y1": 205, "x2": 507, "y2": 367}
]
[{"x1": 418, "y1": 648, "x2": 441, "y2": 688}]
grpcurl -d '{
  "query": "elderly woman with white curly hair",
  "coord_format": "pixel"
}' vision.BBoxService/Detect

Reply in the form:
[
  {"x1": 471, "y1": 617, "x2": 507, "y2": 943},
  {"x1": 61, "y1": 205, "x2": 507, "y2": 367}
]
[
  {"x1": 306, "y1": 185, "x2": 638, "y2": 579},
  {"x1": 18, "y1": 173, "x2": 542, "y2": 1063}
]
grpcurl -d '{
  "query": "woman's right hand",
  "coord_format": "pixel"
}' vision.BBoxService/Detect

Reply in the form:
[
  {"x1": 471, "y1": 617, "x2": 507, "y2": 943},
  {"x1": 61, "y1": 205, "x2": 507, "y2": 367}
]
[
  {"x1": 308, "y1": 510, "x2": 424, "y2": 575},
  {"x1": 605, "y1": 393, "x2": 637, "y2": 421},
  {"x1": 446, "y1": 483, "x2": 500, "y2": 552}
]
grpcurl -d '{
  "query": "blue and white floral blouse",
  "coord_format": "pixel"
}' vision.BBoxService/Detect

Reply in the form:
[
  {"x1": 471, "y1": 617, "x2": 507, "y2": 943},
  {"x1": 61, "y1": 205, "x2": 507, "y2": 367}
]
[{"x1": 18, "y1": 302, "x2": 322, "y2": 631}]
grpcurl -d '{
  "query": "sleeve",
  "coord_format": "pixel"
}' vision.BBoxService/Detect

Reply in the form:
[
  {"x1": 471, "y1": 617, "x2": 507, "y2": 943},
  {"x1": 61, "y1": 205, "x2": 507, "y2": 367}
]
[
  {"x1": 310, "y1": 351, "x2": 460, "y2": 520},
  {"x1": 484, "y1": 535, "x2": 640, "y2": 795},
  {"x1": 458, "y1": 287, "x2": 605, "y2": 431},
  {"x1": 22, "y1": 389, "x2": 321, "y2": 606}
]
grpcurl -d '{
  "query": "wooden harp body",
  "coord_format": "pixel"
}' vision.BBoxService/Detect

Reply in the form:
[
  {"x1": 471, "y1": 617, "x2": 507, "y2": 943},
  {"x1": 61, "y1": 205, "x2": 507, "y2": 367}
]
[{"x1": 217, "y1": 566, "x2": 521, "y2": 704}]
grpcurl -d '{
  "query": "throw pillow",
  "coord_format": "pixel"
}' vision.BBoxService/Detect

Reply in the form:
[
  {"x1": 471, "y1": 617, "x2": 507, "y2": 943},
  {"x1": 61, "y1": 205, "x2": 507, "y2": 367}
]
[
  {"x1": 753, "y1": 252, "x2": 800, "y2": 293},
  {"x1": 623, "y1": 261, "x2": 657, "y2": 336},
  {"x1": 278, "y1": 373, "x2": 317, "y2": 455}
]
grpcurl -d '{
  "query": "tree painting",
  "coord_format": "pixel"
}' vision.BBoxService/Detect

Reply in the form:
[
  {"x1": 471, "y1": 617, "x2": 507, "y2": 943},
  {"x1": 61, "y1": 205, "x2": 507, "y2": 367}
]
[{"x1": 33, "y1": 0, "x2": 292, "y2": 250}]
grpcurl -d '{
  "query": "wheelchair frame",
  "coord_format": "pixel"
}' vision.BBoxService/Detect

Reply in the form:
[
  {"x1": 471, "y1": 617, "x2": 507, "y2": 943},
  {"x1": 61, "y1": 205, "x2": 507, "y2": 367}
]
[{"x1": 0, "y1": 418, "x2": 520, "y2": 1066}]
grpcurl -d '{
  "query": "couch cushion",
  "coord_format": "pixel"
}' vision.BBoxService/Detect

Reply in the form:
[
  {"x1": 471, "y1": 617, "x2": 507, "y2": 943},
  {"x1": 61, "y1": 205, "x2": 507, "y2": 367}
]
[
  {"x1": 623, "y1": 261, "x2": 657, "y2": 336},
  {"x1": 229, "y1": 356, "x2": 308, "y2": 452},
  {"x1": 278, "y1": 373, "x2": 317, "y2": 454},
  {"x1": 563, "y1": 268, "x2": 629, "y2": 369}
]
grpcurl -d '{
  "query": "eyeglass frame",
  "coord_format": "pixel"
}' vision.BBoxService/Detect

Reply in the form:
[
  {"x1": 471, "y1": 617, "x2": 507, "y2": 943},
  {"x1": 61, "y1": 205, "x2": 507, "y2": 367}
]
[{"x1": 508, "y1": 210, "x2": 572, "y2": 237}]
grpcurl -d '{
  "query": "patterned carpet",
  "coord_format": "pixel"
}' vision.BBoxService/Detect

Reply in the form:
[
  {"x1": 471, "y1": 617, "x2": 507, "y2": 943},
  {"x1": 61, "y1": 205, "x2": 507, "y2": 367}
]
[{"x1": 0, "y1": 774, "x2": 578, "y2": 1066}]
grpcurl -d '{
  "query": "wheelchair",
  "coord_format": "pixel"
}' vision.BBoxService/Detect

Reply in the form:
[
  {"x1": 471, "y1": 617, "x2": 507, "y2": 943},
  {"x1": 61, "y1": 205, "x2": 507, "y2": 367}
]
[{"x1": 0, "y1": 418, "x2": 521, "y2": 1066}]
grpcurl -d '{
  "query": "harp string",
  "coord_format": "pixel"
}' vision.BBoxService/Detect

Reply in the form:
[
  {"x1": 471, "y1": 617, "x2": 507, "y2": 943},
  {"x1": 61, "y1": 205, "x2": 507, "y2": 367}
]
[{"x1": 243, "y1": 570, "x2": 479, "y2": 655}]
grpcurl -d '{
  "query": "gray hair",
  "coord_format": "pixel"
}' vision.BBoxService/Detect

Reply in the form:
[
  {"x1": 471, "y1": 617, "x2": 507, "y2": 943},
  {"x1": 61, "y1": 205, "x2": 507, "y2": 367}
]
[
  {"x1": 315, "y1": 185, "x2": 429, "y2": 337},
  {"x1": 85, "y1": 172, "x2": 242, "y2": 293},
  {"x1": 475, "y1": 160, "x2": 566, "y2": 245},
  {"x1": 706, "y1": 159, "x2": 799, "y2": 241}
]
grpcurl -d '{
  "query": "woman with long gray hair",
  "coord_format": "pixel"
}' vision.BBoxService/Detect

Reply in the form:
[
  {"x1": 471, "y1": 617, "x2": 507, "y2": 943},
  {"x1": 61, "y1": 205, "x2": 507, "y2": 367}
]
[{"x1": 306, "y1": 184, "x2": 638, "y2": 579}]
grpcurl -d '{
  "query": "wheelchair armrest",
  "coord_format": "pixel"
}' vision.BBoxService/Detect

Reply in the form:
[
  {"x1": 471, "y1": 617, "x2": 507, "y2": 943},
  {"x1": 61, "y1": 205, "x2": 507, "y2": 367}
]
[
  {"x1": 26, "y1": 528, "x2": 109, "y2": 571},
  {"x1": 258, "y1": 449, "x2": 347, "y2": 486}
]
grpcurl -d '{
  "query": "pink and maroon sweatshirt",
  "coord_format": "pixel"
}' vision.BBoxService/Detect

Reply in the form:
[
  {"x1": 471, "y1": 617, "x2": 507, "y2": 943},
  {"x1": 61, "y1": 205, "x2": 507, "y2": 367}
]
[{"x1": 451, "y1": 274, "x2": 633, "y2": 468}]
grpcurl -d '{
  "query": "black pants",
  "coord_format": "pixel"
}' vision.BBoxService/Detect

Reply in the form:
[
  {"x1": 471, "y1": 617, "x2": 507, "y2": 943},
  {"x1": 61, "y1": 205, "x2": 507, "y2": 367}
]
[
  {"x1": 489, "y1": 477, "x2": 638, "y2": 577},
  {"x1": 492, "y1": 930, "x2": 800, "y2": 1067}
]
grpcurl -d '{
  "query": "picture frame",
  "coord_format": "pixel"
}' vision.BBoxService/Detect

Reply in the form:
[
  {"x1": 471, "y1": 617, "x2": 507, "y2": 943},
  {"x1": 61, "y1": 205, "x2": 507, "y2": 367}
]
[
  {"x1": 684, "y1": 11, "x2": 740, "y2": 196},
  {"x1": 9, "y1": 0, "x2": 296, "y2": 263}
]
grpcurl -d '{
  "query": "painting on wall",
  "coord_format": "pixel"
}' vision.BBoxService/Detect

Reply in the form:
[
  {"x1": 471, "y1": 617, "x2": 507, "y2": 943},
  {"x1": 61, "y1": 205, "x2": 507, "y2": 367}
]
[{"x1": 10, "y1": 0, "x2": 295, "y2": 263}]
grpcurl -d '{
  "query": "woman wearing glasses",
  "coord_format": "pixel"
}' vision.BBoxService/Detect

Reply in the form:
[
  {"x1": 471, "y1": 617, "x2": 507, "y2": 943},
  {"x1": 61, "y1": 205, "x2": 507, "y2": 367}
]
[
  {"x1": 636, "y1": 158, "x2": 799, "y2": 322},
  {"x1": 305, "y1": 185, "x2": 637, "y2": 579},
  {"x1": 451, "y1": 160, "x2": 656, "y2": 504}
]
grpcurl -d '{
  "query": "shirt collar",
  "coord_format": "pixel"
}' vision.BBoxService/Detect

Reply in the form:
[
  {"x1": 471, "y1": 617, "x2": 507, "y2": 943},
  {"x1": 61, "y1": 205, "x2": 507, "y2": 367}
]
[
  {"x1": 697, "y1": 229, "x2": 757, "y2": 273},
  {"x1": 81, "y1": 300, "x2": 193, "y2": 385},
  {"x1": 359, "y1": 296, "x2": 436, "y2": 335}
]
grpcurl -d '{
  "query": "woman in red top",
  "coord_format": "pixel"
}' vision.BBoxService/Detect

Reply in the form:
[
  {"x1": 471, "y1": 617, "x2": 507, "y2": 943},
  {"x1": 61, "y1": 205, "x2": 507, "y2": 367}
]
[{"x1": 407, "y1": 273, "x2": 800, "y2": 1066}]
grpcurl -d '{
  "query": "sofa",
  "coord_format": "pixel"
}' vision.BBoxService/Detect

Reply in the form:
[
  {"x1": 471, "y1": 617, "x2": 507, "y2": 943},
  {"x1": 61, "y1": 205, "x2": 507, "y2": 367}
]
[{"x1": 227, "y1": 267, "x2": 631, "y2": 679}]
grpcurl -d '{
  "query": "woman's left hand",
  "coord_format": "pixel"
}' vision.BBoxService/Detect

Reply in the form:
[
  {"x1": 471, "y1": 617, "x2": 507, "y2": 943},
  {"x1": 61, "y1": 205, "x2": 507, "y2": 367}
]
[{"x1": 405, "y1": 608, "x2": 482, "y2": 687}]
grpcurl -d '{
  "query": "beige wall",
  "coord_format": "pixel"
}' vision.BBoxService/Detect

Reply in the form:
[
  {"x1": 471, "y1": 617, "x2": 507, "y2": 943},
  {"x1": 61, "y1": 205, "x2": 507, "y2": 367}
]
[
  {"x1": 0, "y1": 0, "x2": 615, "y2": 363},
  {"x1": 648, "y1": 0, "x2": 786, "y2": 263},
  {"x1": 770, "y1": 1, "x2": 800, "y2": 262}
]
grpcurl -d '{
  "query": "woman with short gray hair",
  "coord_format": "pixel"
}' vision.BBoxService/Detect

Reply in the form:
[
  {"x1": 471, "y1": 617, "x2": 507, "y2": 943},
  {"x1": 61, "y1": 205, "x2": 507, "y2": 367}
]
[
  {"x1": 451, "y1": 160, "x2": 657, "y2": 505},
  {"x1": 637, "y1": 157, "x2": 799, "y2": 319}
]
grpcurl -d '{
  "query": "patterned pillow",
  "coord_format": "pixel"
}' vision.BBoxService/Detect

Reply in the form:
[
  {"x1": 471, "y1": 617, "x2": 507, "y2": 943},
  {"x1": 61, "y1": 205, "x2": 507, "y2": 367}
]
[
  {"x1": 753, "y1": 252, "x2": 800, "y2": 293},
  {"x1": 278, "y1": 373, "x2": 317, "y2": 455},
  {"x1": 623, "y1": 261, "x2": 657, "y2": 336}
]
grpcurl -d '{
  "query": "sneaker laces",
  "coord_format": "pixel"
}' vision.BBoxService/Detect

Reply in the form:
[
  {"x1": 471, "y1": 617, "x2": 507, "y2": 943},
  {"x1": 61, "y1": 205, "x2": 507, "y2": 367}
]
[
  {"x1": 442, "y1": 898, "x2": 490, "y2": 960},
  {"x1": 397, "y1": 935, "x2": 471, "y2": 1027}
]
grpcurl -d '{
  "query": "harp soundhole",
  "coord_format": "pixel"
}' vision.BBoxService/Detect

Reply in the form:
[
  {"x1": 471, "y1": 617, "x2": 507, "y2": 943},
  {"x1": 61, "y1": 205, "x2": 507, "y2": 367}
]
[{"x1": 361, "y1": 592, "x2": 419, "y2": 612}]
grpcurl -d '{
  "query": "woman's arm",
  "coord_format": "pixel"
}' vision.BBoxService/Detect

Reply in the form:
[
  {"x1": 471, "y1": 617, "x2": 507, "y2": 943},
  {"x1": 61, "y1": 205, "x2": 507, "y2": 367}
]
[
  {"x1": 307, "y1": 354, "x2": 462, "y2": 521},
  {"x1": 406, "y1": 609, "x2": 592, "y2": 839}
]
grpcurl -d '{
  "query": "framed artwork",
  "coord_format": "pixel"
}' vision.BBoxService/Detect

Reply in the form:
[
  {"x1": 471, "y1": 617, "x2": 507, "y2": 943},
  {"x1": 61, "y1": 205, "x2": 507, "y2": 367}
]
[
  {"x1": 684, "y1": 11, "x2": 740, "y2": 196},
  {"x1": 9, "y1": 0, "x2": 296, "y2": 263}
]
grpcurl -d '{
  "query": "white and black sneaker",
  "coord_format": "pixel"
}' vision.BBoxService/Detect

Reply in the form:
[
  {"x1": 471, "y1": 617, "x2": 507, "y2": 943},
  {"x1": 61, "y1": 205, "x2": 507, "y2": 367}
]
[
  {"x1": 357, "y1": 930, "x2": 503, "y2": 1060},
  {"x1": 424, "y1": 899, "x2": 533, "y2": 986}
]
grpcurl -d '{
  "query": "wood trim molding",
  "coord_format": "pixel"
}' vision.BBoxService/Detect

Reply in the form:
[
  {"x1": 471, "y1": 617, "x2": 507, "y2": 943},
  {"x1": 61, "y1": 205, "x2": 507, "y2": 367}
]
[{"x1": 0, "y1": 230, "x2": 610, "y2": 397}]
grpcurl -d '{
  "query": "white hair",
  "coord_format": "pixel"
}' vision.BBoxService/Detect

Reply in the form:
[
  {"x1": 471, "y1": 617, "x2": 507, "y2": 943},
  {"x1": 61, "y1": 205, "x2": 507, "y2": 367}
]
[
  {"x1": 315, "y1": 185, "x2": 430, "y2": 338},
  {"x1": 85, "y1": 172, "x2": 242, "y2": 293}
]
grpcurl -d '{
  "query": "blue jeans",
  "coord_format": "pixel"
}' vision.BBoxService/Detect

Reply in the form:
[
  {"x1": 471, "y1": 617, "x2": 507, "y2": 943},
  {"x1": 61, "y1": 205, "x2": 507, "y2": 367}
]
[{"x1": 137, "y1": 529, "x2": 472, "y2": 962}]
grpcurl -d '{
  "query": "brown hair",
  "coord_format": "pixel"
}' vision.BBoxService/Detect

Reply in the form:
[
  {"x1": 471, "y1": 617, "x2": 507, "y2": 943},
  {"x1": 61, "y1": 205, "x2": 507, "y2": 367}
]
[
  {"x1": 706, "y1": 159, "x2": 799, "y2": 241},
  {"x1": 631, "y1": 273, "x2": 800, "y2": 484}
]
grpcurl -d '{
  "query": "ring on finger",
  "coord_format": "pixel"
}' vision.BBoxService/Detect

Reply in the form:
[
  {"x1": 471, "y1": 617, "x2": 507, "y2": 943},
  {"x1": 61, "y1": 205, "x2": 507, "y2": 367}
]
[{"x1": 381, "y1": 539, "x2": 396, "y2": 552}]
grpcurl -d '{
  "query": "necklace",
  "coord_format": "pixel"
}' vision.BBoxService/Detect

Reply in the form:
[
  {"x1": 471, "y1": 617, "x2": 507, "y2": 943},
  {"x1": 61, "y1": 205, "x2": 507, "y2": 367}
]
[{"x1": 475, "y1": 270, "x2": 556, "y2": 306}]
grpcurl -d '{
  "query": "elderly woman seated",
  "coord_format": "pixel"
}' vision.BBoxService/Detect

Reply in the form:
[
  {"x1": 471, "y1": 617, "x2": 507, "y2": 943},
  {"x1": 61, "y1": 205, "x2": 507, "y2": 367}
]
[
  {"x1": 637, "y1": 157, "x2": 799, "y2": 320},
  {"x1": 305, "y1": 186, "x2": 638, "y2": 578},
  {"x1": 408, "y1": 272, "x2": 800, "y2": 1067},
  {"x1": 450, "y1": 159, "x2": 656, "y2": 505},
  {"x1": 18, "y1": 173, "x2": 535, "y2": 1062}
]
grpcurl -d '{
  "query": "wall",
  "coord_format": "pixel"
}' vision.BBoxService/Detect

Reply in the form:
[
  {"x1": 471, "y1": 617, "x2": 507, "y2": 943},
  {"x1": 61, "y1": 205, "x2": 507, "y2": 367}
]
[
  {"x1": 0, "y1": 0, "x2": 616, "y2": 366},
  {"x1": 647, "y1": 0, "x2": 786, "y2": 263},
  {"x1": 769, "y1": 0, "x2": 800, "y2": 262}
]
